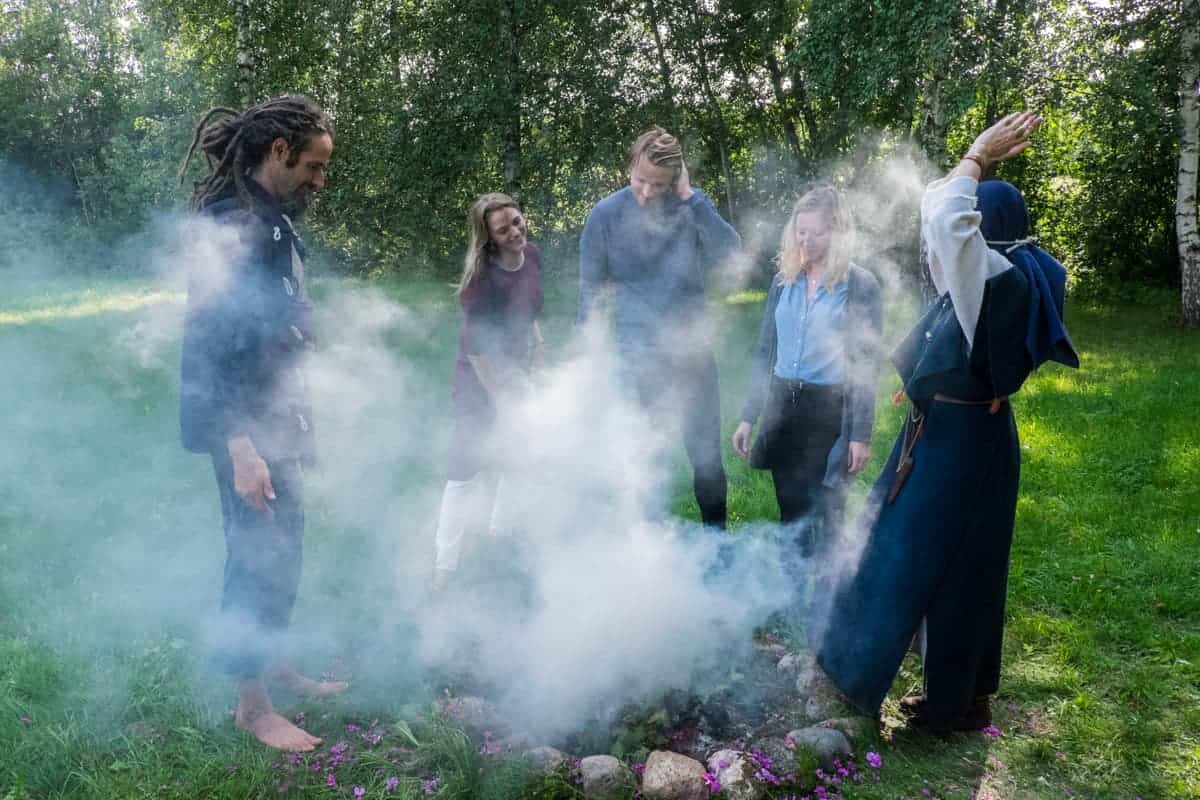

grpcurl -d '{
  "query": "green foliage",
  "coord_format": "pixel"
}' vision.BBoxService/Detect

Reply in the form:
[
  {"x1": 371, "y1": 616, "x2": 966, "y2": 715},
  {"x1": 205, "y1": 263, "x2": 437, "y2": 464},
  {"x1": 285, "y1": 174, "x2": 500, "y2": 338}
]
[{"x1": 1, "y1": 0, "x2": 1193, "y2": 294}]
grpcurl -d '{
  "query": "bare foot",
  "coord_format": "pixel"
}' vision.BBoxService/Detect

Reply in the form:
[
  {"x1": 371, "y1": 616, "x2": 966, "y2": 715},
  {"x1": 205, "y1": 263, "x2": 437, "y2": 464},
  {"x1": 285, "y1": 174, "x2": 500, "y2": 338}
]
[
  {"x1": 235, "y1": 706, "x2": 323, "y2": 752},
  {"x1": 235, "y1": 677, "x2": 323, "y2": 752},
  {"x1": 269, "y1": 666, "x2": 351, "y2": 698}
]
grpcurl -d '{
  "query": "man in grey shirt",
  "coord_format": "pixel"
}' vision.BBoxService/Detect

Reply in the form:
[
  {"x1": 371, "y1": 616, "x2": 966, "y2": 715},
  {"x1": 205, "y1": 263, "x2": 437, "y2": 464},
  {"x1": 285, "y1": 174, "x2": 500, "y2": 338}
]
[{"x1": 578, "y1": 127, "x2": 741, "y2": 526}]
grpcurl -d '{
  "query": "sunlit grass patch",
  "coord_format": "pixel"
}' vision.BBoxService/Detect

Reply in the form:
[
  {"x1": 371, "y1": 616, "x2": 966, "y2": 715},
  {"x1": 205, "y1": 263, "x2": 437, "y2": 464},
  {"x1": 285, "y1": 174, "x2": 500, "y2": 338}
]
[
  {"x1": 723, "y1": 289, "x2": 767, "y2": 305},
  {"x1": 0, "y1": 278, "x2": 1197, "y2": 799},
  {"x1": 0, "y1": 289, "x2": 182, "y2": 326}
]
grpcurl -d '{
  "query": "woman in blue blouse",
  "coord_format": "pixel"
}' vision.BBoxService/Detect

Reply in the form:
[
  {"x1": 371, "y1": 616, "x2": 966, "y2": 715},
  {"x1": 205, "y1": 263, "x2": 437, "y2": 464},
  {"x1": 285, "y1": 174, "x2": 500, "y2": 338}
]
[{"x1": 732, "y1": 185, "x2": 883, "y2": 559}]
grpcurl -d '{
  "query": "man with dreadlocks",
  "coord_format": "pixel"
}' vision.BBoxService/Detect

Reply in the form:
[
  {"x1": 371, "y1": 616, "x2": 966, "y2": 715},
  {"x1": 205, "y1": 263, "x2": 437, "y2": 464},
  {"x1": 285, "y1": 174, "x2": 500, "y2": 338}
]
[{"x1": 178, "y1": 94, "x2": 344, "y2": 752}]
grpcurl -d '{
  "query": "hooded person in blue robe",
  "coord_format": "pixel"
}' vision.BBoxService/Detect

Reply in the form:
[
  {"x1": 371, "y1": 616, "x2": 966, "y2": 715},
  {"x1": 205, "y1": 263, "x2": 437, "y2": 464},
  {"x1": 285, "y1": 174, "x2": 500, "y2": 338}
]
[{"x1": 813, "y1": 112, "x2": 1079, "y2": 732}]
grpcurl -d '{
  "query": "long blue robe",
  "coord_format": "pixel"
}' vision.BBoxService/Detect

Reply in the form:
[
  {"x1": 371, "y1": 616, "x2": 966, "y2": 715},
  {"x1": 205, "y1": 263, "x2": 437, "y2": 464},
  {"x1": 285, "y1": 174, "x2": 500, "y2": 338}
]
[{"x1": 815, "y1": 263, "x2": 1034, "y2": 722}]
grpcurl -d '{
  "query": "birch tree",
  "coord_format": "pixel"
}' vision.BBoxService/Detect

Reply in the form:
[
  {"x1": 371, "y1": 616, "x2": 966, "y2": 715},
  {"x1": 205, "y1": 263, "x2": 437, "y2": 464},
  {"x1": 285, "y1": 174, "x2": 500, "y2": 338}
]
[
  {"x1": 233, "y1": 0, "x2": 255, "y2": 107},
  {"x1": 1177, "y1": 0, "x2": 1200, "y2": 325}
]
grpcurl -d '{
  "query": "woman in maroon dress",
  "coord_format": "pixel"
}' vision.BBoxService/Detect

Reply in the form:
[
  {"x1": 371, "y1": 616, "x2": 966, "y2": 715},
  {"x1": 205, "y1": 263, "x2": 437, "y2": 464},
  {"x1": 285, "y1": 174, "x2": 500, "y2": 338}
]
[{"x1": 431, "y1": 193, "x2": 544, "y2": 589}]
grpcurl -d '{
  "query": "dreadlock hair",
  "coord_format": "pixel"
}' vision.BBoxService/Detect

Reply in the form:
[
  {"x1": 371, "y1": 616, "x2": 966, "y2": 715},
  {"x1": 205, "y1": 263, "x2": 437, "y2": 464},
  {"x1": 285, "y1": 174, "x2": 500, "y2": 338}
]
[{"x1": 178, "y1": 94, "x2": 334, "y2": 212}]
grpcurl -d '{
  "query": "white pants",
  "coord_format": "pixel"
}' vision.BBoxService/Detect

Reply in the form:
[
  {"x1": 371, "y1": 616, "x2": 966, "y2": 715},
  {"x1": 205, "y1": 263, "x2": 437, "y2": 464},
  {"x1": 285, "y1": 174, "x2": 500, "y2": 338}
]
[{"x1": 433, "y1": 473, "x2": 515, "y2": 572}]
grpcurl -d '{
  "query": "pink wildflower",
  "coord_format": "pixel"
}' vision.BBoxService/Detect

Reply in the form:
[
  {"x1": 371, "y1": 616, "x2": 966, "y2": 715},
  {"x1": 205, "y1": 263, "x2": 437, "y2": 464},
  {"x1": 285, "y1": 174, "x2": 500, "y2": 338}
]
[
  {"x1": 326, "y1": 774, "x2": 337, "y2": 787},
  {"x1": 865, "y1": 751, "x2": 882, "y2": 769},
  {"x1": 702, "y1": 772, "x2": 722, "y2": 793},
  {"x1": 353, "y1": 787, "x2": 365, "y2": 798},
  {"x1": 981, "y1": 725, "x2": 1002, "y2": 737},
  {"x1": 386, "y1": 776, "x2": 399, "y2": 791}
]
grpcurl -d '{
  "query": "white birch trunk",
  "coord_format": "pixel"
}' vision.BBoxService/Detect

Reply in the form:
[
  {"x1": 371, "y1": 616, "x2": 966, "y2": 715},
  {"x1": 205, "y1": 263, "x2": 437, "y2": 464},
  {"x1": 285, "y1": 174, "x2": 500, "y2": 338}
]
[
  {"x1": 1178, "y1": 0, "x2": 1200, "y2": 326},
  {"x1": 234, "y1": 0, "x2": 255, "y2": 108},
  {"x1": 918, "y1": 74, "x2": 951, "y2": 174}
]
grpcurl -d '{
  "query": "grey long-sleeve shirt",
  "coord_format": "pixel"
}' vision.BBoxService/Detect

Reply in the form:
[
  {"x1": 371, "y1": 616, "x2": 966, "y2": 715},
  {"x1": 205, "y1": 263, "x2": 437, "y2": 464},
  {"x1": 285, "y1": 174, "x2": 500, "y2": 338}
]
[{"x1": 577, "y1": 186, "x2": 740, "y2": 355}]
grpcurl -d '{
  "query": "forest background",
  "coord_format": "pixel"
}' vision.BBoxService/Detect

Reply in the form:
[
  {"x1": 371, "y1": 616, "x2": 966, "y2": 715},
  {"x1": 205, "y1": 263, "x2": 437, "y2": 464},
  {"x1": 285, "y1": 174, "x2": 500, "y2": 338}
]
[{"x1": 1, "y1": 0, "x2": 1198, "y2": 320}]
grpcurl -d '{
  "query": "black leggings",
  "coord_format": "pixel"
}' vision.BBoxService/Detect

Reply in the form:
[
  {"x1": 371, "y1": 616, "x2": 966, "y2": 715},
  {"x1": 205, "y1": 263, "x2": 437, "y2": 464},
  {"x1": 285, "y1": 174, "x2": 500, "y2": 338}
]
[{"x1": 765, "y1": 379, "x2": 844, "y2": 556}]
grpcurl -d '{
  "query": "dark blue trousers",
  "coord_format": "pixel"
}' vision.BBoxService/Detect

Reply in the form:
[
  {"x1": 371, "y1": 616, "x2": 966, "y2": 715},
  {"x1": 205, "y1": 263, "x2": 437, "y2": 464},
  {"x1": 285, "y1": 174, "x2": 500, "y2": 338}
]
[
  {"x1": 211, "y1": 451, "x2": 305, "y2": 679},
  {"x1": 628, "y1": 349, "x2": 728, "y2": 527}
]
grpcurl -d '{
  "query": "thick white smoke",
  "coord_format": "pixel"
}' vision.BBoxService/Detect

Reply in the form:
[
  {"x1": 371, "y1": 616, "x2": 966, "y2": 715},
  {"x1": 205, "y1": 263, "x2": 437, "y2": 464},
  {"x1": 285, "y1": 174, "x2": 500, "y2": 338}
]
[{"x1": 1, "y1": 144, "x2": 937, "y2": 744}]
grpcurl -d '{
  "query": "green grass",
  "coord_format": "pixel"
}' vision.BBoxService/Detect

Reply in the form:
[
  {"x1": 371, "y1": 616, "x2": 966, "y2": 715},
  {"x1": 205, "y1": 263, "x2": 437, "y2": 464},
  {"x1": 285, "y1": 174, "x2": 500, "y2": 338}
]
[{"x1": 1, "y1": 272, "x2": 1198, "y2": 799}]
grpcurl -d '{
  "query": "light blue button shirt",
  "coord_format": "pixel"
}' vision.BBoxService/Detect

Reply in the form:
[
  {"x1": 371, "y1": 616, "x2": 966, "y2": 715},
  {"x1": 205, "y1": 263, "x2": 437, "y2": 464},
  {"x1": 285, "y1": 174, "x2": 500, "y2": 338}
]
[{"x1": 773, "y1": 278, "x2": 850, "y2": 384}]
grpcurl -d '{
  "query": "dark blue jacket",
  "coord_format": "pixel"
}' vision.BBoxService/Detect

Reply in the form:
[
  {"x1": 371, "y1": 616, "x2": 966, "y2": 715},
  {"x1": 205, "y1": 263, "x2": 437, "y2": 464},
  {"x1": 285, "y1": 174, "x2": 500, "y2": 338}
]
[
  {"x1": 739, "y1": 264, "x2": 884, "y2": 488},
  {"x1": 180, "y1": 183, "x2": 315, "y2": 463}
]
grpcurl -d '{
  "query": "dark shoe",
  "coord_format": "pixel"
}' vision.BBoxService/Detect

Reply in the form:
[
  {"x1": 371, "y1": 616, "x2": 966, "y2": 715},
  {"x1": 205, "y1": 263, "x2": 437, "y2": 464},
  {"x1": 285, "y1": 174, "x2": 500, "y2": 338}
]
[
  {"x1": 898, "y1": 693, "x2": 927, "y2": 719},
  {"x1": 900, "y1": 695, "x2": 991, "y2": 733}
]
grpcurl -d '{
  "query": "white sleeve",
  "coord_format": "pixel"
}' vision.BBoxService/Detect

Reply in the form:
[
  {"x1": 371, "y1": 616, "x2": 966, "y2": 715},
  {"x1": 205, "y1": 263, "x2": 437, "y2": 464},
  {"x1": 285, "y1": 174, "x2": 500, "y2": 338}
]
[{"x1": 920, "y1": 176, "x2": 1011, "y2": 350}]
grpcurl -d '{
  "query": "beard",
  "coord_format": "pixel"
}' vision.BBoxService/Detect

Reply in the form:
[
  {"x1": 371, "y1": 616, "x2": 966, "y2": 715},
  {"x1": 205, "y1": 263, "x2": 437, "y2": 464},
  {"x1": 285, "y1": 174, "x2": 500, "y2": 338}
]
[{"x1": 280, "y1": 187, "x2": 310, "y2": 218}]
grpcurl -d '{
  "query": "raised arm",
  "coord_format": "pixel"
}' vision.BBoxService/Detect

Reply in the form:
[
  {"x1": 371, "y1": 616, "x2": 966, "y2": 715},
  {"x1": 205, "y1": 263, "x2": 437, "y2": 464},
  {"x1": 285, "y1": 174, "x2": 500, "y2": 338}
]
[
  {"x1": 675, "y1": 160, "x2": 740, "y2": 273},
  {"x1": 921, "y1": 111, "x2": 1043, "y2": 349}
]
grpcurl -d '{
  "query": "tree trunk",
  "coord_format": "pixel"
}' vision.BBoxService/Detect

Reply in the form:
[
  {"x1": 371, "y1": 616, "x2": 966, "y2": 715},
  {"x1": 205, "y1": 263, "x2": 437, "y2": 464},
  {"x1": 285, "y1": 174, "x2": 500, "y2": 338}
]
[
  {"x1": 645, "y1": 0, "x2": 678, "y2": 127},
  {"x1": 917, "y1": 74, "x2": 951, "y2": 173},
  {"x1": 1178, "y1": 0, "x2": 1200, "y2": 326},
  {"x1": 981, "y1": 0, "x2": 1011, "y2": 128},
  {"x1": 499, "y1": 0, "x2": 523, "y2": 201},
  {"x1": 684, "y1": 7, "x2": 736, "y2": 222},
  {"x1": 233, "y1": 0, "x2": 255, "y2": 107},
  {"x1": 765, "y1": 52, "x2": 804, "y2": 164},
  {"x1": 766, "y1": 48, "x2": 821, "y2": 165}
]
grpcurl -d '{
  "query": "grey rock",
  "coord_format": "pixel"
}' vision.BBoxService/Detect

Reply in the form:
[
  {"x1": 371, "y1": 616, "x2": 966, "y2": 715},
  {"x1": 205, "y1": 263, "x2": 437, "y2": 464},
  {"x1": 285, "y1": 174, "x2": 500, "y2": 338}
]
[
  {"x1": 803, "y1": 693, "x2": 844, "y2": 722},
  {"x1": 753, "y1": 640, "x2": 787, "y2": 660},
  {"x1": 785, "y1": 727, "x2": 853, "y2": 770},
  {"x1": 437, "y1": 695, "x2": 505, "y2": 737},
  {"x1": 524, "y1": 746, "x2": 567, "y2": 773},
  {"x1": 705, "y1": 749, "x2": 765, "y2": 800},
  {"x1": 641, "y1": 750, "x2": 707, "y2": 800},
  {"x1": 794, "y1": 664, "x2": 822, "y2": 695},
  {"x1": 818, "y1": 717, "x2": 876, "y2": 742},
  {"x1": 579, "y1": 755, "x2": 634, "y2": 800},
  {"x1": 777, "y1": 652, "x2": 815, "y2": 675}
]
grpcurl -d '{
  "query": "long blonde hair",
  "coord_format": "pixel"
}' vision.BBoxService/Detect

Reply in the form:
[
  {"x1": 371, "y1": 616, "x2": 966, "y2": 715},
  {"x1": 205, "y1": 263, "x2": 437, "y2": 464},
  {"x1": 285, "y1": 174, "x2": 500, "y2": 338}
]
[
  {"x1": 457, "y1": 192, "x2": 520, "y2": 296},
  {"x1": 776, "y1": 184, "x2": 853, "y2": 288}
]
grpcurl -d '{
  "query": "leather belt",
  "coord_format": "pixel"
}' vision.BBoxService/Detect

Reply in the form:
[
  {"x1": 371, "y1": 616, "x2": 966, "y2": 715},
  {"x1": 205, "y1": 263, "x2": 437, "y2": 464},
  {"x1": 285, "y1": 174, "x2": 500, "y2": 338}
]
[
  {"x1": 933, "y1": 393, "x2": 1003, "y2": 406},
  {"x1": 887, "y1": 406, "x2": 924, "y2": 504}
]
